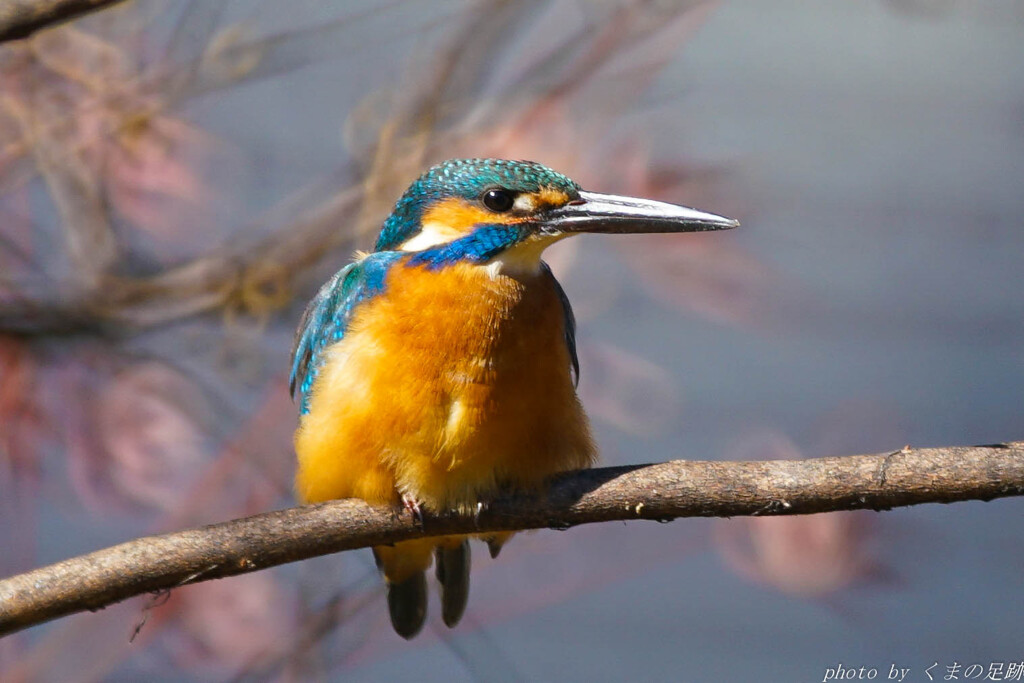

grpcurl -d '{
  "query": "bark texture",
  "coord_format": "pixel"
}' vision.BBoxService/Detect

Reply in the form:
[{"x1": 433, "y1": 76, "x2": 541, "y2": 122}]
[{"x1": 1, "y1": 443, "x2": 1022, "y2": 636}]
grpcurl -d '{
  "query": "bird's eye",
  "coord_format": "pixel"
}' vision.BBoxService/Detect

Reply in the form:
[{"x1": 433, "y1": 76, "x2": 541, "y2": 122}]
[{"x1": 482, "y1": 189, "x2": 515, "y2": 213}]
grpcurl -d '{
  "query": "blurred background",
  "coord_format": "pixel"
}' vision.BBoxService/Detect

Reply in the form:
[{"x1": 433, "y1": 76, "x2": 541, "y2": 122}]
[{"x1": 1, "y1": 1, "x2": 1022, "y2": 681}]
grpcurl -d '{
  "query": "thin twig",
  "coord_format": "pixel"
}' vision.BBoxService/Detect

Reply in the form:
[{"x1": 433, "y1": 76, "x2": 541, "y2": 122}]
[
  {"x1": 1, "y1": 442, "x2": 1022, "y2": 637},
  {"x1": 0, "y1": 0, "x2": 129, "y2": 43}
]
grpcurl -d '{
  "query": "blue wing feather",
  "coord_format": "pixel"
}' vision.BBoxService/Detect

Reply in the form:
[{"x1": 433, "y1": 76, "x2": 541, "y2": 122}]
[
  {"x1": 289, "y1": 251, "x2": 404, "y2": 413},
  {"x1": 542, "y1": 261, "x2": 579, "y2": 387}
]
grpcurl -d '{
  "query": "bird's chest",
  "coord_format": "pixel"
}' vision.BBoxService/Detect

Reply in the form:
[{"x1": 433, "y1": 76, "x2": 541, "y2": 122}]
[
  {"x1": 357, "y1": 264, "x2": 582, "y2": 503},
  {"x1": 355, "y1": 262, "x2": 569, "y2": 405},
  {"x1": 299, "y1": 260, "x2": 590, "y2": 508}
]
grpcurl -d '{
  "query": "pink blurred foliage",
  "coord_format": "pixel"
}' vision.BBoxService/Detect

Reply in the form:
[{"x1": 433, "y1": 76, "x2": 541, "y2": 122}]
[
  {"x1": 0, "y1": 24, "x2": 226, "y2": 256},
  {"x1": 154, "y1": 572, "x2": 293, "y2": 677},
  {"x1": 809, "y1": 399, "x2": 909, "y2": 461},
  {"x1": 1, "y1": 600, "x2": 150, "y2": 683},
  {"x1": 0, "y1": 336, "x2": 47, "y2": 480},
  {"x1": 608, "y1": 143, "x2": 770, "y2": 328},
  {"x1": 0, "y1": 337, "x2": 45, "y2": 581},
  {"x1": 714, "y1": 430, "x2": 889, "y2": 599},
  {"x1": 452, "y1": 100, "x2": 582, "y2": 177},
  {"x1": 97, "y1": 362, "x2": 211, "y2": 508},
  {"x1": 0, "y1": 340, "x2": 236, "y2": 521},
  {"x1": 0, "y1": 379, "x2": 292, "y2": 676},
  {"x1": 61, "y1": 358, "x2": 212, "y2": 514},
  {"x1": 1, "y1": 572, "x2": 293, "y2": 683},
  {"x1": 154, "y1": 381, "x2": 295, "y2": 530},
  {"x1": 578, "y1": 340, "x2": 681, "y2": 436},
  {"x1": 0, "y1": 188, "x2": 36, "y2": 285},
  {"x1": 89, "y1": 114, "x2": 222, "y2": 242},
  {"x1": 619, "y1": 232, "x2": 773, "y2": 327},
  {"x1": 0, "y1": 377, "x2": 299, "y2": 683}
]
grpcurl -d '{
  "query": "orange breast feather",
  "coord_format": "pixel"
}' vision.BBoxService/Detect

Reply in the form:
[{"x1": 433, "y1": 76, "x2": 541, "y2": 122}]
[{"x1": 294, "y1": 260, "x2": 595, "y2": 511}]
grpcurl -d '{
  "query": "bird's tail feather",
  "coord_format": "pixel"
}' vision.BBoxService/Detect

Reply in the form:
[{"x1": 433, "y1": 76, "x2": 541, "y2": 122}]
[
  {"x1": 385, "y1": 571, "x2": 428, "y2": 639},
  {"x1": 374, "y1": 542, "x2": 433, "y2": 639},
  {"x1": 435, "y1": 539, "x2": 471, "y2": 627}
]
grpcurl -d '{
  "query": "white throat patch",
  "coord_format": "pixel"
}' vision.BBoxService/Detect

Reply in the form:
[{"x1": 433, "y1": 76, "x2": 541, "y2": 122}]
[
  {"x1": 485, "y1": 233, "x2": 568, "y2": 278},
  {"x1": 399, "y1": 223, "x2": 459, "y2": 252}
]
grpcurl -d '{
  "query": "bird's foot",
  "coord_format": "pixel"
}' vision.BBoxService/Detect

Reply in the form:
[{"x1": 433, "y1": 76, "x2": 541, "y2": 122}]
[{"x1": 402, "y1": 493, "x2": 424, "y2": 528}]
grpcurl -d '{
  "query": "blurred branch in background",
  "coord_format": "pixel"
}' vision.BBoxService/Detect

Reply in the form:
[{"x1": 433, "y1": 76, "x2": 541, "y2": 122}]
[
  {"x1": 2, "y1": 443, "x2": 1023, "y2": 638},
  {"x1": 0, "y1": 0, "x2": 129, "y2": 43}
]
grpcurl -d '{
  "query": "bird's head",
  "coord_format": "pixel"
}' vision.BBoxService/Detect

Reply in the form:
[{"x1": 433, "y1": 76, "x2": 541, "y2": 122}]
[{"x1": 375, "y1": 158, "x2": 737, "y2": 271}]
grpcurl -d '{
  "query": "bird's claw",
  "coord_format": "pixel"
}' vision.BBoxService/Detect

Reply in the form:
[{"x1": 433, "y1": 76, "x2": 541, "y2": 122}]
[{"x1": 402, "y1": 494, "x2": 424, "y2": 528}]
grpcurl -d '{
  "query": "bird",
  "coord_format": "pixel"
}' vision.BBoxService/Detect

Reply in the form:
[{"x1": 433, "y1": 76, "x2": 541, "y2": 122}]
[{"x1": 289, "y1": 158, "x2": 737, "y2": 639}]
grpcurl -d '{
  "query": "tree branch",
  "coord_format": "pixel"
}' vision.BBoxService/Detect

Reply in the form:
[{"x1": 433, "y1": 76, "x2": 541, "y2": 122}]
[
  {"x1": 0, "y1": 0, "x2": 129, "y2": 42},
  {"x1": 2, "y1": 443, "x2": 1022, "y2": 637}
]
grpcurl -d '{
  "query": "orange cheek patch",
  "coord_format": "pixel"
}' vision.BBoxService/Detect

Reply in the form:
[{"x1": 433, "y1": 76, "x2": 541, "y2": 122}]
[
  {"x1": 535, "y1": 187, "x2": 571, "y2": 210},
  {"x1": 421, "y1": 197, "x2": 518, "y2": 236}
]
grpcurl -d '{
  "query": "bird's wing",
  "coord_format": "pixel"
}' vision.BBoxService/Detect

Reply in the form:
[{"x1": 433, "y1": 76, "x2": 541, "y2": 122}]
[
  {"x1": 541, "y1": 261, "x2": 580, "y2": 387},
  {"x1": 289, "y1": 251, "x2": 404, "y2": 412}
]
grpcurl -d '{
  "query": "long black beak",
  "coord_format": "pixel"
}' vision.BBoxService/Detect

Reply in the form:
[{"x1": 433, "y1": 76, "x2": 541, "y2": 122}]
[{"x1": 542, "y1": 190, "x2": 738, "y2": 235}]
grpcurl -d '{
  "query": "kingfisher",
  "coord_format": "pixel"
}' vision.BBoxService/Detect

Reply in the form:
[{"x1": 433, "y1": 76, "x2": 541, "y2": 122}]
[{"x1": 289, "y1": 158, "x2": 736, "y2": 638}]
